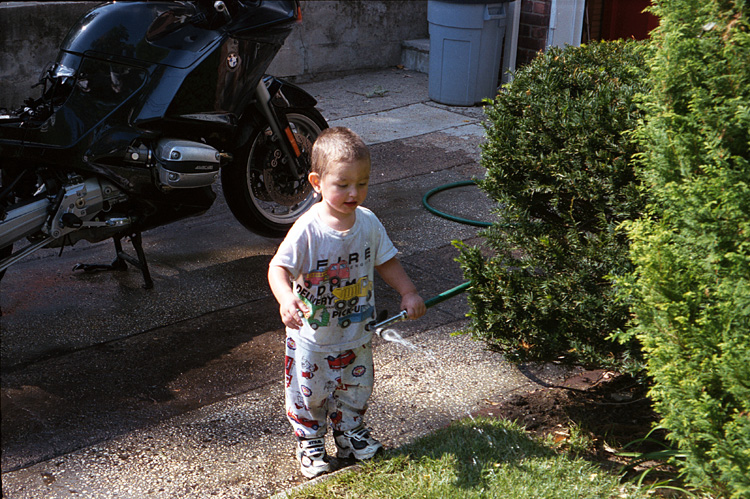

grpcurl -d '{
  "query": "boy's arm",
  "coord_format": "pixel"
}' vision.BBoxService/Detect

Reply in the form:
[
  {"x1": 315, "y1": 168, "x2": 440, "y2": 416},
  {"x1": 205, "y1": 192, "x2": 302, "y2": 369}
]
[
  {"x1": 375, "y1": 257, "x2": 426, "y2": 320},
  {"x1": 268, "y1": 265, "x2": 308, "y2": 329}
]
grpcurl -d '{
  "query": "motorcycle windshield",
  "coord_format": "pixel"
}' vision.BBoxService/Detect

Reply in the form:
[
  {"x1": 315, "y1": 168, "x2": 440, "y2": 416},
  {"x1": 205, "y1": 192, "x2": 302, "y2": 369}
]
[
  {"x1": 227, "y1": 0, "x2": 298, "y2": 35},
  {"x1": 61, "y1": 2, "x2": 220, "y2": 69}
]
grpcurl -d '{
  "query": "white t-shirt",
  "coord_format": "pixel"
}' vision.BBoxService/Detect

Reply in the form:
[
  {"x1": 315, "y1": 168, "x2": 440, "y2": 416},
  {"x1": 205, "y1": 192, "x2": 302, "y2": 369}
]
[{"x1": 270, "y1": 204, "x2": 398, "y2": 352}]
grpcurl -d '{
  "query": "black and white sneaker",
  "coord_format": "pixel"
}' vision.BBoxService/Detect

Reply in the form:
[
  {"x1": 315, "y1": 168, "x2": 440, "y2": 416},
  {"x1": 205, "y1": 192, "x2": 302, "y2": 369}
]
[
  {"x1": 334, "y1": 426, "x2": 383, "y2": 461},
  {"x1": 296, "y1": 437, "x2": 332, "y2": 479}
]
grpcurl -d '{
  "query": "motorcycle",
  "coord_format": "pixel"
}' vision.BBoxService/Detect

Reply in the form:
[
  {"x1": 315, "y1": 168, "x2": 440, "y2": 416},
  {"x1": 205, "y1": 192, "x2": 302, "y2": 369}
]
[{"x1": 0, "y1": 0, "x2": 327, "y2": 290}]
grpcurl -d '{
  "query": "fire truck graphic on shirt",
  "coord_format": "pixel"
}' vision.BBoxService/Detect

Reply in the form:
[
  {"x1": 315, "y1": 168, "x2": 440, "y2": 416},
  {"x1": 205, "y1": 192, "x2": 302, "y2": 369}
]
[{"x1": 303, "y1": 259, "x2": 350, "y2": 288}]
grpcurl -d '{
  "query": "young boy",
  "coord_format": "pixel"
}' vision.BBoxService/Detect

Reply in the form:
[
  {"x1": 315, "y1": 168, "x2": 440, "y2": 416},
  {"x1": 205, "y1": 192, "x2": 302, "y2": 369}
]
[{"x1": 268, "y1": 127, "x2": 426, "y2": 478}]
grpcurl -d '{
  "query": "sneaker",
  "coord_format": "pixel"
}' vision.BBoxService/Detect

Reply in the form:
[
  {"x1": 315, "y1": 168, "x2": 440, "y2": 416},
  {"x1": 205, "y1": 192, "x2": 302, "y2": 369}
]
[
  {"x1": 334, "y1": 426, "x2": 383, "y2": 461},
  {"x1": 296, "y1": 437, "x2": 332, "y2": 479}
]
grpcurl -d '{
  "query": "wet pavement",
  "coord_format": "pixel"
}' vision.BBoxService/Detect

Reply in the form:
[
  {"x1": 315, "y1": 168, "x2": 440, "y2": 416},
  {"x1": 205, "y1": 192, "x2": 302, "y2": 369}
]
[{"x1": 1, "y1": 69, "x2": 573, "y2": 498}]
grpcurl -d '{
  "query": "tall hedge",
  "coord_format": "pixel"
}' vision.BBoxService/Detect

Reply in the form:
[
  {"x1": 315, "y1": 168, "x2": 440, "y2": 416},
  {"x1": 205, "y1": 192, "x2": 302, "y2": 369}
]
[
  {"x1": 623, "y1": 0, "x2": 750, "y2": 496},
  {"x1": 458, "y1": 40, "x2": 648, "y2": 366}
]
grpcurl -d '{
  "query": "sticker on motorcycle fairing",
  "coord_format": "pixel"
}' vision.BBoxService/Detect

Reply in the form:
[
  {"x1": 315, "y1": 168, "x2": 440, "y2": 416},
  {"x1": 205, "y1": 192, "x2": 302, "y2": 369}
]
[{"x1": 227, "y1": 53, "x2": 241, "y2": 71}]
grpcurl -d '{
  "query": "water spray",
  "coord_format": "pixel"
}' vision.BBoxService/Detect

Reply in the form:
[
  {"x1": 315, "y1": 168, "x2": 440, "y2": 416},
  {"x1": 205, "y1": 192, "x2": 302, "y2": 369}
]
[{"x1": 366, "y1": 280, "x2": 472, "y2": 336}]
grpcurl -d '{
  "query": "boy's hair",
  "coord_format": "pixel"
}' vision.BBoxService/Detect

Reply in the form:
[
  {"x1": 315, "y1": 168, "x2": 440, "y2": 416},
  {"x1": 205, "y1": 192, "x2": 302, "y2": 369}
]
[{"x1": 310, "y1": 127, "x2": 370, "y2": 177}]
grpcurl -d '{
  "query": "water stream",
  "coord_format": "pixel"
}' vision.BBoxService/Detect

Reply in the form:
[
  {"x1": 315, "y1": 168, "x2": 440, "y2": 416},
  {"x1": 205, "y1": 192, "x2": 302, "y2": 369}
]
[
  {"x1": 377, "y1": 327, "x2": 437, "y2": 362},
  {"x1": 376, "y1": 327, "x2": 497, "y2": 452},
  {"x1": 376, "y1": 327, "x2": 462, "y2": 412}
]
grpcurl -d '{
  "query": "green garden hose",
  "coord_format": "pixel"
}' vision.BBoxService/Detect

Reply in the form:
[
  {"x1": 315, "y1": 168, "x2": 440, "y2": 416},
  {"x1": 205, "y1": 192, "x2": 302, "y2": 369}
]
[
  {"x1": 424, "y1": 280, "x2": 472, "y2": 308},
  {"x1": 368, "y1": 280, "x2": 473, "y2": 331},
  {"x1": 369, "y1": 180, "x2": 498, "y2": 332},
  {"x1": 421, "y1": 180, "x2": 492, "y2": 228}
]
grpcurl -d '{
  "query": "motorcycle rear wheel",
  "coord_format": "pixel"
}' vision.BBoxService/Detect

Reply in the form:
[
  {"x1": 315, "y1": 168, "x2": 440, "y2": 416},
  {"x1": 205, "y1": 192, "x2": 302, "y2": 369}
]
[{"x1": 223, "y1": 108, "x2": 328, "y2": 237}]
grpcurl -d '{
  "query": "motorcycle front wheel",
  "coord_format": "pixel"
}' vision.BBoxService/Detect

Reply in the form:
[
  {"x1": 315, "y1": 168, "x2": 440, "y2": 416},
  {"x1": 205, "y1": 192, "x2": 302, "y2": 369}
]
[{"x1": 222, "y1": 108, "x2": 328, "y2": 237}]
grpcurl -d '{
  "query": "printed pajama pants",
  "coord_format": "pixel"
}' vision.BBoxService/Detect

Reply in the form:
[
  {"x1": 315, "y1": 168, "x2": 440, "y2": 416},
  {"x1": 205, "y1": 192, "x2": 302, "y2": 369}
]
[{"x1": 285, "y1": 337, "x2": 374, "y2": 439}]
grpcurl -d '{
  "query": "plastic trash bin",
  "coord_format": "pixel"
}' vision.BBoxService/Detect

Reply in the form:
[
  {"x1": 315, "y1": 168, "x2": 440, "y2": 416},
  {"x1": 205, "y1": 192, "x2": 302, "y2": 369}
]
[{"x1": 428, "y1": 0, "x2": 509, "y2": 106}]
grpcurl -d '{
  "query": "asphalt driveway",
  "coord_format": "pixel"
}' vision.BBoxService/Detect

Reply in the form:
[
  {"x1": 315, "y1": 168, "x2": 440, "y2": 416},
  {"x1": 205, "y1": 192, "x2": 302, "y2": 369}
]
[{"x1": 1, "y1": 69, "x2": 573, "y2": 498}]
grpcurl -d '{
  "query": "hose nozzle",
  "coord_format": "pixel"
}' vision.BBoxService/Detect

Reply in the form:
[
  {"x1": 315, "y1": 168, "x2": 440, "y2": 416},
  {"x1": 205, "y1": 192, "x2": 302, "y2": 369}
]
[{"x1": 367, "y1": 310, "x2": 408, "y2": 333}]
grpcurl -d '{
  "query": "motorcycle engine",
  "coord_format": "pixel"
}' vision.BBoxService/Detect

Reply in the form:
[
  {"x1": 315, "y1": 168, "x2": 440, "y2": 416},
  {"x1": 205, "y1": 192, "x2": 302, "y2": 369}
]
[{"x1": 155, "y1": 139, "x2": 221, "y2": 190}]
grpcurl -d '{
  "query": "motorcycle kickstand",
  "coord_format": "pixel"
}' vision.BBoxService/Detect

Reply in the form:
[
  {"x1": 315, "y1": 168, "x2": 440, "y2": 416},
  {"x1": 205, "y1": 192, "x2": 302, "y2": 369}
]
[
  {"x1": 114, "y1": 233, "x2": 153, "y2": 289},
  {"x1": 73, "y1": 232, "x2": 154, "y2": 289}
]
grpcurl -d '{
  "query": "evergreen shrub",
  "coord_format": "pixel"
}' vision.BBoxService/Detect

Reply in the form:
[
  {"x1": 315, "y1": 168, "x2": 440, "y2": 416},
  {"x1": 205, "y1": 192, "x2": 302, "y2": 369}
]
[
  {"x1": 457, "y1": 40, "x2": 649, "y2": 366},
  {"x1": 623, "y1": 0, "x2": 750, "y2": 495}
]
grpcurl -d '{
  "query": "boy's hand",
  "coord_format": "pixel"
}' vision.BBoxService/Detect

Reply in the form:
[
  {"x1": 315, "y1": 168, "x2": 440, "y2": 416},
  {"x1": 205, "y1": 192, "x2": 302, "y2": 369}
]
[
  {"x1": 268, "y1": 265, "x2": 309, "y2": 330},
  {"x1": 375, "y1": 257, "x2": 426, "y2": 321},
  {"x1": 401, "y1": 291, "x2": 426, "y2": 320},
  {"x1": 279, "y1": 295, "x2": 309, "y2": 330}
]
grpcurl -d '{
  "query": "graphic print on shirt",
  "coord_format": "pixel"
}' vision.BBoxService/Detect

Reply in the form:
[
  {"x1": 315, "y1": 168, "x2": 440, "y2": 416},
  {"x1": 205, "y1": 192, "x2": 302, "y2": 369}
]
[
  {"x1": 298, "y1": 295, "x2": 330, "y2": 330},
  {"x1": 295, "y1": 247, "x2": 376, "y2": 333},
  {"x1": 302, "y1": 258, "x2": 350, "y2": 288},
  {"x1": 332, "y1": 276, "x2": 373, "y2": 301}
]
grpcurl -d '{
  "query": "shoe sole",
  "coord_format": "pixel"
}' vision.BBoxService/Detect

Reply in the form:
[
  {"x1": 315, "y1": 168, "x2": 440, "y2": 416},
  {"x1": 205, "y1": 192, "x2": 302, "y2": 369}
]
[
  {"x1": 300, "y1": 465, "x2": 332, "y2": 479},
  {"x1": 336, "y1": 444, "x2": 383, "y2": 461},
  {"x1": 297, "y1": 450, "x2": 333, "y2": 479},
  {"x1": 298, "y1": 457, "x2": 333, "y2": 479}
]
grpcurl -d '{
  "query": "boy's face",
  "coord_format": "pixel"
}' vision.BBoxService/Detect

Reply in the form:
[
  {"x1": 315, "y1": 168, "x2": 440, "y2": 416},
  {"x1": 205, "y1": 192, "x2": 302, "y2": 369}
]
[{"x1": 309, "y1": 157, "x2": 370, "y2": 222}]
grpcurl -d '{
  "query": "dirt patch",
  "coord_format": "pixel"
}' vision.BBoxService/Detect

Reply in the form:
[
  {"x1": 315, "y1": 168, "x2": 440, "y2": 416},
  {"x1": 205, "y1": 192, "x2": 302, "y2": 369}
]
[{"x1": 474, "y1": 369, "x2": 673, "y2": 478}]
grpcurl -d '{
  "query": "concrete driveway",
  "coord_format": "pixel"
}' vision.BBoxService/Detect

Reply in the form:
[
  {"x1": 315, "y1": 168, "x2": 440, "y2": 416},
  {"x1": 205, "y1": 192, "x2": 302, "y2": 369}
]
[{"x1": 1, "y1": 69, "x2": 572, "y2": 498}]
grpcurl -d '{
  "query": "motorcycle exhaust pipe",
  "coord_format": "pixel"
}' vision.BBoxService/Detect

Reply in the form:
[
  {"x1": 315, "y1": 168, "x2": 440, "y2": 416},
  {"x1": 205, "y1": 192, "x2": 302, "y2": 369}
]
[
  {"x1": 0, "y1": 197, "x2": 50, "y2": 251},
  {"x1": 0, "y1": 197, "x2": 55, "y2": 272},
  {"x1": 0, "y1": 237, "x2": 53, "y2": 273}
]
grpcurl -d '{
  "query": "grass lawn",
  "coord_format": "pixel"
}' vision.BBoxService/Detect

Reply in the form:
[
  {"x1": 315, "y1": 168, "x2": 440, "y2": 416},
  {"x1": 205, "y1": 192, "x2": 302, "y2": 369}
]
[{"x1": 280, "y1": 417, "x2": 655, "y2": 499}]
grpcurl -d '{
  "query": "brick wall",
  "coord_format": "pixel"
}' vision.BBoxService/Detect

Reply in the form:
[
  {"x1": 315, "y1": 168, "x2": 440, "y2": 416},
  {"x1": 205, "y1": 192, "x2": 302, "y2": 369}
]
[
  {"x1": 585, "y1": 0, "x2": 605, "y2": 41},
  {"x1": 517, "y1": 0, "x2": 551, "y2": 66}
]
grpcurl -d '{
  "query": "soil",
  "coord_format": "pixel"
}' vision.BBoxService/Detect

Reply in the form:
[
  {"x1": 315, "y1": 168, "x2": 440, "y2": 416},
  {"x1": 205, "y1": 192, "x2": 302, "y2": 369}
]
[{"x1": 473, "y1": 368, "x2": 677, "y2": 485}]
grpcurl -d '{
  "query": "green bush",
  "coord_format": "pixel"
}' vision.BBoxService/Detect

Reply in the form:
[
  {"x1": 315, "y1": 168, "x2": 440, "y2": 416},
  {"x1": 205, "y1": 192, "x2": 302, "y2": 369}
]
[
  {"x1": 622, "y1": 0, "x2": 750, "y2": 496},
  {"x1": 457, "y1": 40, "x2": 649, "y2": 366}
]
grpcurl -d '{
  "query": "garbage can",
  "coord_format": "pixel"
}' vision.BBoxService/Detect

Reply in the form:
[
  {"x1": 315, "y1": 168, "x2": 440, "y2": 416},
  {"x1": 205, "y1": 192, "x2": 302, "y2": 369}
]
[{"x1": 428, "y1": 0, "x2": 509, "y2": 106}]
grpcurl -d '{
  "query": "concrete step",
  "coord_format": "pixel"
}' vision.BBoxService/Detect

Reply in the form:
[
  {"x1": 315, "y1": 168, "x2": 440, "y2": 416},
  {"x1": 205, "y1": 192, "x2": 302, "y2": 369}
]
[{"x1": 400, "y1": 38, "x2": 429, "y2": 74}]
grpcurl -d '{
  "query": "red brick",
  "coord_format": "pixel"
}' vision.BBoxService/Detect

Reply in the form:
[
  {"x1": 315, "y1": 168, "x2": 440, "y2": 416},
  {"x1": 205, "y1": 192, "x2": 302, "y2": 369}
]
[
  {"x1": 519, "y1": 35, "x2": 547, "y2": 51},
  {"x1": 533, "y1": 0, "x2": 551, "y2": 15},
  {"x1": 520, "y1": 13, "x2": 549, "y2": 27},
  {"x1": 531, "y1": 26, "x2": 548, "y2": 38}
]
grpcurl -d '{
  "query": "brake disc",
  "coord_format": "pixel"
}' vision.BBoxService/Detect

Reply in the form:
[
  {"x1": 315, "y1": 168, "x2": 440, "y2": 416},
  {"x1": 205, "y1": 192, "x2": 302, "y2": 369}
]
[{"x1": 257, "y1": 132, "x2": 313, "y2": 206}]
